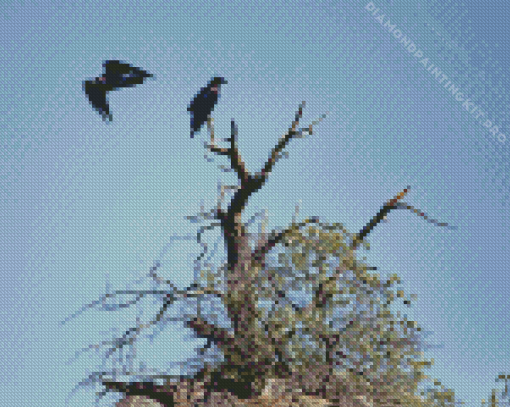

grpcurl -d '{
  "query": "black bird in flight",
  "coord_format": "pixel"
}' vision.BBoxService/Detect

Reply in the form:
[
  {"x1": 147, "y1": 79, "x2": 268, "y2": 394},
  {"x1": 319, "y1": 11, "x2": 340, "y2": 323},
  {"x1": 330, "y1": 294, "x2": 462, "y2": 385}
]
[
  {"x1": 187, "y1": 77, "x2": 227, "y2": 138},
  {"x1": 83, "y1": 60, "x2": 153, "y2": 122}
]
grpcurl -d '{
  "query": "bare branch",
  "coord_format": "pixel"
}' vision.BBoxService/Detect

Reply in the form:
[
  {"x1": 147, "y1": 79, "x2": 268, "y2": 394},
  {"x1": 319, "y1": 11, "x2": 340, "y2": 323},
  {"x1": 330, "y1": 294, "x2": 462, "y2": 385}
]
[
  {"x1": 64, "y1": 285, "x2": 223, "y2": 367},
  {"x1": 305, "y1": 187, "x2": 457, "y2": 315},
  {"x1": 244, "y1": 208, "x2": 268, "y2": 230},
  {"x1": 259, "y1": 102, "x2": 302, "y2": 179},
  {"x1": 228, "y1": 120, "x2": 251, "y2": 183},
  {"x1": 65, "y1": 370, "x2": 111, "y2": 406},
  {"x1": 255, "y1": 216, "x2": 322, "y2": 262},
  {"x1": 60, "y1": 291, "x2": 145, "y2": 325},
  {"x1": 97, "y1": 300, "x2": 173, "y2": 362},
  {"x1": 195, "y1": 222, "x2": 222, "y2": 264},
  {"x1": 206, "y1": 118, "x2": 251, "y2": 184},
  {"x1": 147, "y1": 261, "x2": 179, "y2": 290},
  {"x1": 258, "y1": 103, "x2": 327, "y2": 180},
  {"x1": 215, "y1": 183, "x2": 239, "y2": 213},
  {"x1": 217, "y1": 103, "x2": 327, "y2": 268},
  {"x1": 395, "y1": 202, "x2": 458, "y2": 230},
  {"x1": 93, "y1": 103, "x2": 330, "y2": 402},
  {"x1": 351, "y1": 186, "x2": 411, "y2": 250},
  {"x1": 351, "y1": 186, "x2": 457, "y2": 250},
  {"x1": 256, "y1": 209, "x2": 270, "y2": 248},
  {"x1": 185, "y1": 316, "x2": 244, "y2": 357},
  {"x1": 205, "y1": 117, "x2": 229, "y2": 155},
  {"x1": 149, "y1": 234, "x2": 203, "y2": 289},
  {"x1": 292, "y1": 200, "x2": 302, "y2": 224}
]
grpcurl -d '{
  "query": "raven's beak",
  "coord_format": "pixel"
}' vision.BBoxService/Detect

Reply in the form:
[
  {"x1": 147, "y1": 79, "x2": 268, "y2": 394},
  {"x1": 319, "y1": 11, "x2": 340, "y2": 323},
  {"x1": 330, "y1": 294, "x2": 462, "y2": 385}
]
[{"x1": 141, "y1": 70, "x2": 153, "y2": 78}]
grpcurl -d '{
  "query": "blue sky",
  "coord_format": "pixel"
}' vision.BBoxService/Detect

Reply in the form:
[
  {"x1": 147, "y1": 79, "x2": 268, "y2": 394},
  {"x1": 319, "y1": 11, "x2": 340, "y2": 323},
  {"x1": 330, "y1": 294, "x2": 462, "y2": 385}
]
[{"x1": 1, "y1": 0, "x2": 509, "y2": 406}]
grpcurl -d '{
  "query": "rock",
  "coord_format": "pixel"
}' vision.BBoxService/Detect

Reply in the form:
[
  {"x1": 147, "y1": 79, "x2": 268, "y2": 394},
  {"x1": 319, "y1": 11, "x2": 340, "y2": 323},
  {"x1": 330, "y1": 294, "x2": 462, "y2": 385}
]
[{"x1": 116, "y1": 395, "x2": 165, "y2": 407}]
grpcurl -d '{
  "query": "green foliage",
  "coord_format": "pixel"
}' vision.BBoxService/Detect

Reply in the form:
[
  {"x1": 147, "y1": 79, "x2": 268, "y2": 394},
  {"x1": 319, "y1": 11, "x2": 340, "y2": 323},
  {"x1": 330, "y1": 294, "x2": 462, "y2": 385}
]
[{"x1": 244, "y1": 219, "x2": 463, "y2": 406}]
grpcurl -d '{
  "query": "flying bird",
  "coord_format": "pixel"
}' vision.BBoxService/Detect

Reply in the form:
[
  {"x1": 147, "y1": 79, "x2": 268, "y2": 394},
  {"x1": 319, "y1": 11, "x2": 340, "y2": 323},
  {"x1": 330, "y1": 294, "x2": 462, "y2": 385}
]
[
  {"x1": 187, "y1": 77, "x2": 227, "y2": 138},
  {"x1": 83, "y1": 60, "x2": 153, "y2": 122}
]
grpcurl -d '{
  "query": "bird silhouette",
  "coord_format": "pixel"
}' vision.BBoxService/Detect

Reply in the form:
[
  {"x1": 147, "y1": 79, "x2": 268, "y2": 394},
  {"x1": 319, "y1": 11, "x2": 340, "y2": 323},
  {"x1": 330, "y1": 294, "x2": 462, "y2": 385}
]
[
  {"x1": 83, "y1": 60, "x2": 153, "y2": 122},
  {"x1": 187, "y1": 77, "x2": 227, "y2": 138}
]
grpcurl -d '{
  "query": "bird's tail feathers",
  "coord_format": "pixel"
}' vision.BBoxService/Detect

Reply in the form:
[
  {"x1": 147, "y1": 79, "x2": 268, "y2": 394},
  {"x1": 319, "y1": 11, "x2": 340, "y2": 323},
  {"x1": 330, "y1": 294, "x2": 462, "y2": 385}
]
[{"x1": 101, "y1": 113, "x2": 113, "y2": 122}]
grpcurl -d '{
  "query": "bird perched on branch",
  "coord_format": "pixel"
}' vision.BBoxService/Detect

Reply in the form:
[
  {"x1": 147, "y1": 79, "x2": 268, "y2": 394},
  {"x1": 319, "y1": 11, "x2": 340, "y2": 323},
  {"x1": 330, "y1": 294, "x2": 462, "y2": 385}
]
[
  {"x1": 83, "y1": 60, "x2": 153, "y2": 122},
  {"x1": 188, "y1": 77, "x2": 227, "y2": 138}
]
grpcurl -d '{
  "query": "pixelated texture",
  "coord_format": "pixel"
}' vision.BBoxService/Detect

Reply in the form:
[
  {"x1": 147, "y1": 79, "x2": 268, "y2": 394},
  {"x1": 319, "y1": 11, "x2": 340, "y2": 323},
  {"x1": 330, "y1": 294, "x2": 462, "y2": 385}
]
[
  {"x1": 83, "y1": 60, "x2": 154, "y2": 122},
  {"x1": 1, "y1": 1, "x2": 509, "y2": 407},
  {"x1": 100, "y1": 110, "x2": 459, "y2": 407},
  {"x1": 188, "y1": 77, "x2": 227, "y2": 138}
]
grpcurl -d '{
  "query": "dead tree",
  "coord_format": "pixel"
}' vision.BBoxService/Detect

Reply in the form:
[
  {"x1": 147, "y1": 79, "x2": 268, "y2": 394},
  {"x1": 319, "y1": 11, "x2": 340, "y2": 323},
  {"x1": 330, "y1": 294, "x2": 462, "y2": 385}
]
[{"x1": 63, "y1": 101, "x2": 457, "y2": 406}]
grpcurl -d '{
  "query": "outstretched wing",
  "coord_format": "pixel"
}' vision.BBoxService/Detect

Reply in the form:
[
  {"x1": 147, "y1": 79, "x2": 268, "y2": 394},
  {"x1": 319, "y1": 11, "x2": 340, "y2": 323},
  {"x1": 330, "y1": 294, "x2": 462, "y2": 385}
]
[
  {"x1": 104, "y1": 60, "x2": 153, "y2": 89},
  {"x1": 83, "y1": 80, "x2": 112, "y2": 122},
  {"x1": 83, "y1": 61, "x2": 153, "y2": 122}
]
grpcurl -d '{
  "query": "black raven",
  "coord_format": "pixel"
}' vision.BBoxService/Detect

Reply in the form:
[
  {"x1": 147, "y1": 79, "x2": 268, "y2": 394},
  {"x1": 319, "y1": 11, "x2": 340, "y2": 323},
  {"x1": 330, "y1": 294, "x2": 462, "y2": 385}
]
[
  {"x1": 187, "y1": 77, "x2": 227, "y2": 138},
  {"x1": 83, "y1": 60, "x2": 153, "y2": 122}
]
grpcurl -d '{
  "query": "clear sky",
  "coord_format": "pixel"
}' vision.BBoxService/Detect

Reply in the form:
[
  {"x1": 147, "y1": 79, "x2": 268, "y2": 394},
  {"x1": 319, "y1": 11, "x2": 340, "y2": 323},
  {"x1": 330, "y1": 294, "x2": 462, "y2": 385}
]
[{"x1": 1, "y1": 0, "x2": 509, "y2": 406}]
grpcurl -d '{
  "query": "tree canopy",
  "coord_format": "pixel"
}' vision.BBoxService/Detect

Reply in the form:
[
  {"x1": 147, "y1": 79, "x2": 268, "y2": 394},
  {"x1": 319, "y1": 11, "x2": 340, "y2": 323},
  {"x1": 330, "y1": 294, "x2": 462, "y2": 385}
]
[{"x1": 62, "y1": 100, "x2": 500, "y2": 407}]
